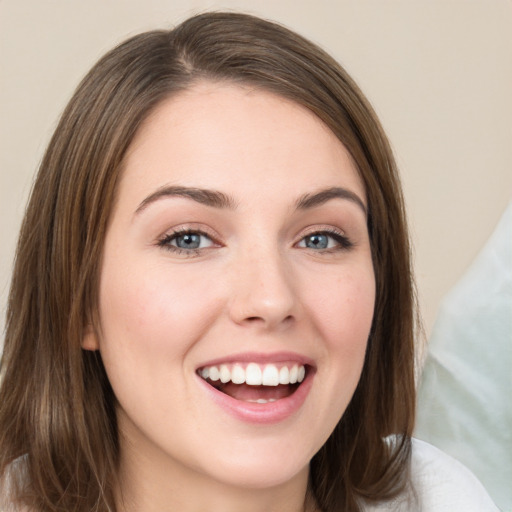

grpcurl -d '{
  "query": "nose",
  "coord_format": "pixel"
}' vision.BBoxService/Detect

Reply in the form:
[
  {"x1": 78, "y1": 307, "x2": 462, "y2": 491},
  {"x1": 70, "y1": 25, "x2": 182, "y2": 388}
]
[{"x1": 228, "y1": 248, "x2": 298, "y2": 331}]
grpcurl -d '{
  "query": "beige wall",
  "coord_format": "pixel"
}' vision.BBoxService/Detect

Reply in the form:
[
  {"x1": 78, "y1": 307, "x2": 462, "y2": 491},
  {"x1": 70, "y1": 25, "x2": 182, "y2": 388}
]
[{"x1": 1, "y1": 0, "x2": 511, "y2": 343}]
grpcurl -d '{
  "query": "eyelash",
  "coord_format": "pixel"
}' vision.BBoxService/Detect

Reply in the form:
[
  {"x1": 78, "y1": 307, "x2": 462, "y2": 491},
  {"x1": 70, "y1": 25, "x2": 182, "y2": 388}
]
[
  {"x1": 299, "y1": 229, "x2": 354, "y2": 252},
  {"x1": 157, "y1": 227, "x2": 353, "y2": 256},
  {"x1": 157, "y1": 228, "x2": 218, "y2": 257}
]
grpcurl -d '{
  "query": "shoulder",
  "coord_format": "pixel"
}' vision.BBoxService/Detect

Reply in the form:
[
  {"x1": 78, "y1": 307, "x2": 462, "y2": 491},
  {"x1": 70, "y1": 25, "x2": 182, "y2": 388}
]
[
  {"x1": 363, "y1": 439, "x2": 499, "y2": 512},
  {"x1": 409, "y1": 438, "x2": 498, "y2": 510}
]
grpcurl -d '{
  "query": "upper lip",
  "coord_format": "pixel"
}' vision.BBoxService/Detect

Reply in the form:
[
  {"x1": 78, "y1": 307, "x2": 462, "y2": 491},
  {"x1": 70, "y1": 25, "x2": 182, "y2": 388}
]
[{"x1": 195, "y1": 351, "x2": 315, "y2": 371}]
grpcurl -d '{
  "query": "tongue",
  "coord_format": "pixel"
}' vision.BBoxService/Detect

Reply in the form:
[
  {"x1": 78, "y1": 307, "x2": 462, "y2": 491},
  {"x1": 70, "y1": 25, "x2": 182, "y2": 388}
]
[{"x1": 220, "y1": 382, "x2": 295, "y2": 402}]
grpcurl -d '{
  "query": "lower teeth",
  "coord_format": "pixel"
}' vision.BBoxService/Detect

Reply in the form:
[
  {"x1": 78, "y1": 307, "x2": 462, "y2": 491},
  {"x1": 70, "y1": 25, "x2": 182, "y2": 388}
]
[{"x1": 246, "y1": 398, "x2": 278, "y2": 404}]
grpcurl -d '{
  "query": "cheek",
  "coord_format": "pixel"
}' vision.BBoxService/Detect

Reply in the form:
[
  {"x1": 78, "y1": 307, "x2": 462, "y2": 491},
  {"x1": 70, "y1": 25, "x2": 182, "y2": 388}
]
[
  {"x1": 303, "y1": 264, "x2": 375, "y2": 404},
  {"x1": 308, "y1": 269, "x2": 376, "y2": 348},
  {"x1": 96, "y1": 259, "x2": 227, "y2": 423},
  {"x1": 299, "y1": 266, "x2": 375, "y2": 439},
  {"x1": 97, "y1": 258, "x2": 223, "y2": 361}
]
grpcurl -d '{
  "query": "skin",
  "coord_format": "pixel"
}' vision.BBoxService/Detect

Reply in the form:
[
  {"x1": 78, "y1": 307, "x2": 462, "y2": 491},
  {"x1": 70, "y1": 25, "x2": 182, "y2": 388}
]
[{"x1": 83, "y1": 82, "x2": 376, "y2": 512}]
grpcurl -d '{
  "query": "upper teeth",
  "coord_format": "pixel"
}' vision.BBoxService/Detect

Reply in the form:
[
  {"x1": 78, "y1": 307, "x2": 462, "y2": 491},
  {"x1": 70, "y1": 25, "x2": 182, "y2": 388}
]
[{"x1": 199, "y1": 363, "x2": 306, "y2": 386}]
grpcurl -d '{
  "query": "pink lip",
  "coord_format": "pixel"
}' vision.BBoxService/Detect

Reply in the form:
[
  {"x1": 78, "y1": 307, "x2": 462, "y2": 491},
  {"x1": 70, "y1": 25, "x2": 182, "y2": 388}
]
[{"x1": 195, "y1": 352, "x2": 316, "y2": 424}]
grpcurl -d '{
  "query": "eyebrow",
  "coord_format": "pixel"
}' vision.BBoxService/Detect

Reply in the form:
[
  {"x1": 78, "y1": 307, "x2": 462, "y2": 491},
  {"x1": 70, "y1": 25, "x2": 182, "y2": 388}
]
[
  {"x1": 135, "y1": 185, "x2": 237, "y2": 214},
  {"x1": 135, "y1": 184, "x2": 366, "y2": 216},
  {"x1": 295, "y1": 187, "x2": 367, "y2": 216}
]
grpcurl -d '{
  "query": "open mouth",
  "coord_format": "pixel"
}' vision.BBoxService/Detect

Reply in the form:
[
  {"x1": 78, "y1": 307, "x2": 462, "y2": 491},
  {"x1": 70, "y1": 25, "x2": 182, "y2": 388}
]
[{"x1": 197, "y1": 362, "x2": 309, "y2": 404}]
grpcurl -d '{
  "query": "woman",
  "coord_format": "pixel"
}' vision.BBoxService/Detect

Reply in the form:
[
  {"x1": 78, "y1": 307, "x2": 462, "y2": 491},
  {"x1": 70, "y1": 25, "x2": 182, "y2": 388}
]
[{"x1": 0, "y1": 11, "x2": 497, "y2": 512}]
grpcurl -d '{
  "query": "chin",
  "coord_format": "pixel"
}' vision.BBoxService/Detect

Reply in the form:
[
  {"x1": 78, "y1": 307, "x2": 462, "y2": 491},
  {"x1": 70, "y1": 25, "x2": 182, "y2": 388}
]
[
  {"x1": 210, "y1": 458, "x2": 310, "y2": 491},
  {"x1": 191, "y1": 435, "x2": 314, "y2": 491}
]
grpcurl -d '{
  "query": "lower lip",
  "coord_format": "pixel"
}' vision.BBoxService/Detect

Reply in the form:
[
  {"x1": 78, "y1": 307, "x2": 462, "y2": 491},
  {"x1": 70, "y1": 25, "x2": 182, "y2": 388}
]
[{"x1": 197, "y1": 370, "x2": 314, "y2": 424}]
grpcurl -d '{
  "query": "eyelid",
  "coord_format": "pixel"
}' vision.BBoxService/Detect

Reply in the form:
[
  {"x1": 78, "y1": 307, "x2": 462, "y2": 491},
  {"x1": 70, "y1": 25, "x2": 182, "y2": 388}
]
[{"x1": 158, "y1": 223, "x2": 220, "y2": 240}]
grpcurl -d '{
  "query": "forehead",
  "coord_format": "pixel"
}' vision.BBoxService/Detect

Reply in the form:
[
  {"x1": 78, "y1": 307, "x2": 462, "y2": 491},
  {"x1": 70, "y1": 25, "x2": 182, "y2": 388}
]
[{"x1": 119, "y1": 82, "x2": 366, "y2": 208}]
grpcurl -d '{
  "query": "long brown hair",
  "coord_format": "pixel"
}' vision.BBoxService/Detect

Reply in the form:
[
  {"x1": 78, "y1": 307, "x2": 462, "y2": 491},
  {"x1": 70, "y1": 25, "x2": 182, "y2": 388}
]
[{"x1": 0, "y1": 12, "x2": 416, "y2": 512}]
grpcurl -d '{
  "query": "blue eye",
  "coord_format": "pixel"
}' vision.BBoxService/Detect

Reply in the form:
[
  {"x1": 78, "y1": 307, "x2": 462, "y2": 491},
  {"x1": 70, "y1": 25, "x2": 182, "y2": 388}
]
[
  {"x1": 298, "y1": 231, "x2": 352, "y2": 251},
  {"x1": 304, "y1": 233, "x2": 330, "y2": 249},
  {"x1": 159, "y1": 230, "x2": 215, "y2": 253},
  {"x1": 173, "y1": 233, "x2": 203, "y2": 249}
]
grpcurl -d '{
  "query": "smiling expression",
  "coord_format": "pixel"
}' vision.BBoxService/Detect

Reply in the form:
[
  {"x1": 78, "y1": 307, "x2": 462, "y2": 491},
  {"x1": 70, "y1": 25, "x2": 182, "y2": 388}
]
[{"x1": 84, "y1": 82, "x2": 376, "y2": 496}]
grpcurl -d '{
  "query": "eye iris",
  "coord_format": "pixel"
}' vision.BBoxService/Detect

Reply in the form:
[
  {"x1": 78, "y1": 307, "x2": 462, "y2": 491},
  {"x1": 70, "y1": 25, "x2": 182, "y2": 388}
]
[
  {"x1": 306, "y1": 234, "x2": 328, "y2": 249},
  {"x1": 176, "y1": 233, "x2": 201, "y2": 249}
]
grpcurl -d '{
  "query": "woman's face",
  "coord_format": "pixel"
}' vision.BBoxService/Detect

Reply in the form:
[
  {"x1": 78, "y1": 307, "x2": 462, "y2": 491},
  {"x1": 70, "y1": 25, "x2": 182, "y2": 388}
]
[{"x1": 85, "y1": 83, "x2": 375, "y2": 493}]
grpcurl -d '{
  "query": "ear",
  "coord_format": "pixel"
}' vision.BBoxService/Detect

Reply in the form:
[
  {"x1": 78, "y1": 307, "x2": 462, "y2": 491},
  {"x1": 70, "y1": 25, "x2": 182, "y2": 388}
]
[{"x1": 82, "y1": 325, "x2": 100, "y2": 351}]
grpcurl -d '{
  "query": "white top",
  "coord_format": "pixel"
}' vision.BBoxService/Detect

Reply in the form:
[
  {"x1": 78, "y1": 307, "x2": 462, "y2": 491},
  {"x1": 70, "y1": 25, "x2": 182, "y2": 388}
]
[{"x1": 364, "y1": 438, "x2": 500, "y2": 511}]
